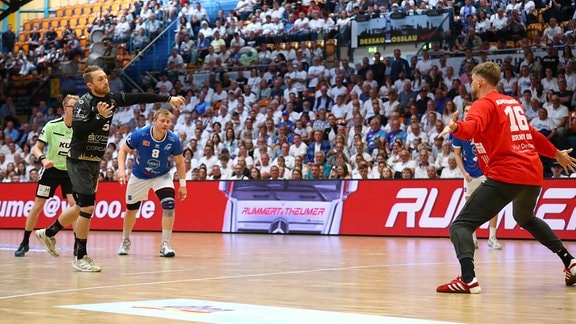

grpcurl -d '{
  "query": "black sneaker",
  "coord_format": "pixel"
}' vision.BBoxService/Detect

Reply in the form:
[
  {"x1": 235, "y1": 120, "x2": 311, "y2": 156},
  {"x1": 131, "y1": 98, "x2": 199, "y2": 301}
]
[{"x1": 14, "y1": 243, "x2": 29, "y2": 257}]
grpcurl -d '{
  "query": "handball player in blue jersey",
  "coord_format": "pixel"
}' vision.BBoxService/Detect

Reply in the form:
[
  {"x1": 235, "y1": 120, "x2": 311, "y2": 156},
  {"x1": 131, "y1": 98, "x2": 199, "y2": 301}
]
[
  {"x1": 452, "y1": 104, "x2": 501, "y2": 250},
  {"x1": 117, "y1": 108, "x2": 187, "y2": 257}
]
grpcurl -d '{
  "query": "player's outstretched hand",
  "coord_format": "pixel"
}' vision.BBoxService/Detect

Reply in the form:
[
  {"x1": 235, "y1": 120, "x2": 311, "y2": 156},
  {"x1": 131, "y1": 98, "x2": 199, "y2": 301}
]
[
  {"x1": 555, "y1": 148, "x2": 576, "y2": 175},
  {"x1": 437, "y1": 111, "x2": 459, "y2": 140},
  {"x1": 169, "y1": 96, "x2": 185, "y2": 111}
]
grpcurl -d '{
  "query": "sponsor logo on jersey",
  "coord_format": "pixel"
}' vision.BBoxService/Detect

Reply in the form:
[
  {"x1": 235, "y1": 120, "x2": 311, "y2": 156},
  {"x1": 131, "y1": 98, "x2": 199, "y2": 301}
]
[{"x1": 143, "y1": 140, "x2": 150, "y2": 147}]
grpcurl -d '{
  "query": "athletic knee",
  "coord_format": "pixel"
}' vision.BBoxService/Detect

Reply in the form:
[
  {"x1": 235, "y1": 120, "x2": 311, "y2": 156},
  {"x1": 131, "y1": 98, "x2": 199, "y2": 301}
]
[
  {"x1": 156, "y1": 188, "x2": 175, "y2": 211},
  {"x1": 126, "y1": 201, "x2": 141, "y2": 211},
  {"x1": 161, "y1": 198, "x2": 175, "y2": 212},
  {"x1": 449, "y1": 223, "x2": 460, "y2": 237},
  {"x1": 79, "y1": 205, "x2": 94, "y2": 219},
  {"x1": 449, "y1": 220, "x2": 470, "y2": 237},
  {"x1": 74, "y1": 192, "x2": 96, "y2": 207}
]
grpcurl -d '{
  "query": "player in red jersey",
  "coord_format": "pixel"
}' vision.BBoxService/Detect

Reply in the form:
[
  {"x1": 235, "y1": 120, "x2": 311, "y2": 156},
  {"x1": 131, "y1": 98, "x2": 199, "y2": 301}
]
[{"x1": 435, "y1": 62, "x2": 576, "y2": 294}]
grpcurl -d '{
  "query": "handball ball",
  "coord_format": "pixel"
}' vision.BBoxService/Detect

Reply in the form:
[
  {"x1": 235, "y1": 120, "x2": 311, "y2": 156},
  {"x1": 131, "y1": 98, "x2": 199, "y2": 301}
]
[{"x1": 238, "y1": 46, "x2": 258, "y2": 66}]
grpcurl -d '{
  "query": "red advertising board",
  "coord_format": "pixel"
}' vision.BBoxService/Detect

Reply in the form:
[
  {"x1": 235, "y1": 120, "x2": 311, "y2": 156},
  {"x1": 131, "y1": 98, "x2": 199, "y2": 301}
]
[{"x1": 0, "y1": 180, "x2": 574, "y2": 240}]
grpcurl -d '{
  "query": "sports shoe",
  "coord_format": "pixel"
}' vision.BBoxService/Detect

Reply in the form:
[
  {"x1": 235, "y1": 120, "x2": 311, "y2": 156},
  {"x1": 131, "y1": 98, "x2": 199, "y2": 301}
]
[
  {"x1": 564, "y1": 259, "x2": 576, "y2": 286},
  {"x1": 14, "y1": 243, "x2": 29, "y2": 257},
  {"x1": 34, "y1": 229, "x2": 59, "y2": 257},
  {"x1": 118, "y1": 239, "x2": 131, "y2": 255},
  {"x1": 488, "y1": 237, "x2": 502, "y2": 250},
  {"x1": 72, "y1": 255, "x2": 102, "y2": 272},
  {"x1": 160, "y1": 241, "x2": 175, "y2": 257},
  {"x1": 436, "y1": 276, "x2": 482, "y2": 294}
]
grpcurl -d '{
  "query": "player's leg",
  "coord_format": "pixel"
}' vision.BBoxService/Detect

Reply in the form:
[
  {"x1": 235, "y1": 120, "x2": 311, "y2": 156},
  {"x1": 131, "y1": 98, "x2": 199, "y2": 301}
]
[
  {"x1": 154, "y1": 176, "x2": 176, "y2": 257},
  {"x1": 62, "y1": 178, "x2": 77, "y2": 223},
  {"x1": 467, "y1": 176, "x2": 502, "y2": 250},
  {"x1": 16, "y1": 169, "x2": 58, "y2": 256},
  {"x1": 35, "y1": 165, "x2": 83, "y2": 257},
  {"x1": 74, "y1": 204, "x2": 94, "y2": 251},
  {"x1": 118, "y1": 176, "x2": 149, "y2": 255},
  {"x1": 67, "y1": 160, "x2": 101, "y2": 272},
  {"x1": 63, "y1": 190, "x2": 77, "y2": 256},
  {"x1": 511, "y1": 185, "x2": 576, "y2": 285},
  {"x1": 437, "y1": 178, "x2": 513, "y2": 293},
  {"x1": 23, "y1": 199, "x2": 47, "y2": 232},
  {"x1": 46, "y1": 183, "x2": 78, "y2": 239},
  {"x1": 118, "y1": 203, "x2": 139, "y2": 255},
  {"x1": 487, "y1": 216, "x2": 502, "y2": 249},
  {"x1": 157, "y1": 188, "x2": 176, "y2": 257},
  {"x1": 70, "y1": 201, "x2": 100, "y2": 271},
  {"x1": 15, "y1": 198, "x2": 46, "y2": 256},
  {"x1": 464, "y1": 177, "x2": 478, "y2": 249}
]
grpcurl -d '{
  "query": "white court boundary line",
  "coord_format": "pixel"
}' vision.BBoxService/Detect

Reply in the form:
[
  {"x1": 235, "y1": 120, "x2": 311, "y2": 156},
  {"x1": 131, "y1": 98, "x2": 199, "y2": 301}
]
[{"x1": 0, "y1": 258, "x2": 555, "y2": 301}]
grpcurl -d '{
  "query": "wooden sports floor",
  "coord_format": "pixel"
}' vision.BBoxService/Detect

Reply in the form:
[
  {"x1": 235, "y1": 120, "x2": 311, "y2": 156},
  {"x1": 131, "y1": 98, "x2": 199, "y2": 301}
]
[{"x1": 1, "y1": 229, "x2": 575, "y2": 323}]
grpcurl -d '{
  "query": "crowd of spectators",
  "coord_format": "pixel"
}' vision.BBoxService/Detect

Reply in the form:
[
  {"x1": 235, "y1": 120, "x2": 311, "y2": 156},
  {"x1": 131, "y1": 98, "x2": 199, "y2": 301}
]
[
  {"x1": 1, "y1": 0, "x2": 576, "y2": 80},
  {"x1": 0, "y1": 0, "x2": 179, "y2": 78},
  {"x1": 169, "y1": 0, "x2": 576, "y2": 68},
  {"x1": 1, "y1": 0, "x2": 576, "y2": 183},
  {"x1": 0, "y1": 22, "x2": 79, "y2": 78}
]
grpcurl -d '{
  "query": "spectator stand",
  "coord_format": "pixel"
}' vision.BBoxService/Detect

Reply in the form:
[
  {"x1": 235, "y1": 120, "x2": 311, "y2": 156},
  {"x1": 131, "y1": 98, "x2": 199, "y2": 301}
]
[{"x1": 2, "y1": 0, "x2": 576, "y2": 183}]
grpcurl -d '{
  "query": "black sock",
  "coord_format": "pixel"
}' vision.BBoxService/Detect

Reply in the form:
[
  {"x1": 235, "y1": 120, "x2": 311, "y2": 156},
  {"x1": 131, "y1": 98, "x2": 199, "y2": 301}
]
[
  {"x1": 557, "y1": 247, "x2": 574, "y2": 268},
  {"x1": 460, "y1": 257, "x2": 475, "y2": 283},
  {"x1": 46, "y1": 220, "x2": 64, "y2": 237},
  {"x1": 76, "y1": 238, "x2": 87, "y2": 259},
  {"x1": 21, "y1": 230, "x2": 32, "y2": 245},
  {"x1": 73, "y1": 232, "x2": 77, "y2": 257}
]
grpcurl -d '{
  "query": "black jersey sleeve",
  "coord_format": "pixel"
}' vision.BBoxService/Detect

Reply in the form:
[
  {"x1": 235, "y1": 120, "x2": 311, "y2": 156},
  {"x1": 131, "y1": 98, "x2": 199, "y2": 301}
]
[{"x1": 111, "y1": 92, "x2": 170, "y2": 107}]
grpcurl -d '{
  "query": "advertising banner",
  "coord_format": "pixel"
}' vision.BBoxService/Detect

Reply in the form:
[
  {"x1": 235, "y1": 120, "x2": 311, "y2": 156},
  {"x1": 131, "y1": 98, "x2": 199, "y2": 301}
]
[
  {"x1": 350, "y1": 12, "x2": 451, "y2": 48},
  {"x1": 0, "y1": 180, "x2": 574, "y2": 240}
]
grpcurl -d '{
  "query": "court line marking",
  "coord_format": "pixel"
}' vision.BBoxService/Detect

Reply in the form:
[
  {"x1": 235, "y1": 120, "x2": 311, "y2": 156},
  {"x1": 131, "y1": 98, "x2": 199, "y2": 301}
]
[{"x1": 0, "y1": 258, "x2": 554, "y2": 300}]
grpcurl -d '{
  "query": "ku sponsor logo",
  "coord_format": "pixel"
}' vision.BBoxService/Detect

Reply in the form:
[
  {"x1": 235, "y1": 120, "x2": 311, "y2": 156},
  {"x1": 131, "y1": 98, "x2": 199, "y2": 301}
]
[{"x1": 385, "y1": 187, "x2": 576, "y2": 230}]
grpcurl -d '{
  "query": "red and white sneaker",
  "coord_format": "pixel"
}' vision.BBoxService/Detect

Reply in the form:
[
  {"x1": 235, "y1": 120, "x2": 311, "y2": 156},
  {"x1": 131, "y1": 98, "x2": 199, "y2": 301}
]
[
  {"x1": 436, "y1": 276, "x2": 481, "y2": 294},
  {"x1": 565, "y1": 259, "x2": 576, "y2": 286}
]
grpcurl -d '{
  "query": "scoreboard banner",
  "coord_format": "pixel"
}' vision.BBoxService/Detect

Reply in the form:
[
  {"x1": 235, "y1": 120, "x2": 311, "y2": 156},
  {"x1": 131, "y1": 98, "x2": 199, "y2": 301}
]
[{"x1": 0, "y1": 180, "x2": 574, "y2": 240}]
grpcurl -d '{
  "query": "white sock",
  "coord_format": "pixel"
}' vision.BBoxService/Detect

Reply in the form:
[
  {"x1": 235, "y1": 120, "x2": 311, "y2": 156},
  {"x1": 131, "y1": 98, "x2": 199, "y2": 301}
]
[
  {"x1": 162, "y1": 229, "x2": 171, "y2": 244},
  {"x1": 489, "y1": 227, "x2": 497, "y2": 239}
]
